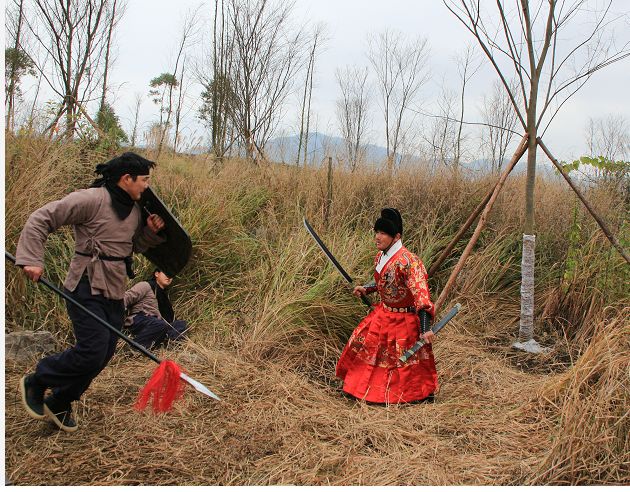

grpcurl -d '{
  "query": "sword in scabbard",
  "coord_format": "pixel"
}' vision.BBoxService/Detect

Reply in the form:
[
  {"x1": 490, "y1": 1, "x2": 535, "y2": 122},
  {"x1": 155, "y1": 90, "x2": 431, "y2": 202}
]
[
  {"x1": 303, "y1": 218, "x2": 372, "y2": 308},
  {"x1": 399, "y1": 303, "x2": 461, "y2": 364},
  {"x1": 303, "y1": 219, "x2": 461, "y2": 359}
]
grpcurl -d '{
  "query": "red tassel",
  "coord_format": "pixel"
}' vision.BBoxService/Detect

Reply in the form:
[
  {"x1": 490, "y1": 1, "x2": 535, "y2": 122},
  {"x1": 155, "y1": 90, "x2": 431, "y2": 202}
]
[{"x1": 135, "y1": 360, "x2": 185, "y2": 413}]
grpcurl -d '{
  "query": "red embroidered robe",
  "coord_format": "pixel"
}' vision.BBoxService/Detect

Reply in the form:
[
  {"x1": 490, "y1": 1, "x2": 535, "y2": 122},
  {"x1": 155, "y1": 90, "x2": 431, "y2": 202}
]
[{"x1": 336, "y1": 246, "x2": 438, "y2": 403}]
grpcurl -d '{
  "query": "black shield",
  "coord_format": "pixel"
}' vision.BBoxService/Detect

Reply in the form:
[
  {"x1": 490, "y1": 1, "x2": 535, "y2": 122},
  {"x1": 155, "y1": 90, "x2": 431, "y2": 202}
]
[{"x1": 138, "y1": 186, "x2": 192, "y2": 277}]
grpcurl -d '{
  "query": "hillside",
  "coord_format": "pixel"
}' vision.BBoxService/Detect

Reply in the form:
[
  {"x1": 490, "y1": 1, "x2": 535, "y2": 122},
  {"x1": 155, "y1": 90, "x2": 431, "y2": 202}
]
[{"x1": 4, "y1": 136, "x2": 629, "y2": 485}]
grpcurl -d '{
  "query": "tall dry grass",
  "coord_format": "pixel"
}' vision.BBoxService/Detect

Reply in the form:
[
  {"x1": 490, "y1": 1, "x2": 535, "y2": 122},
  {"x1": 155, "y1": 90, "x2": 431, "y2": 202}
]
[
  {"x1": 4, "y1": 134, "x2": 629, "y2": 485},
  {"x1": 528, "y1": 308, "x2": 629, "y2": 484}
]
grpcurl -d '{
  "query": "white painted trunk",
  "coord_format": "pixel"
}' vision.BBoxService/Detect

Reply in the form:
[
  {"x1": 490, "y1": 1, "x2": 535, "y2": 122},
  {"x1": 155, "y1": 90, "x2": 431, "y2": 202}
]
[
  {"x1": 519, "y1": 233, "x2": 536, "y2": 341},
  {"x1": 513, "y1": 234, "x2": 549, "y2": 353}
]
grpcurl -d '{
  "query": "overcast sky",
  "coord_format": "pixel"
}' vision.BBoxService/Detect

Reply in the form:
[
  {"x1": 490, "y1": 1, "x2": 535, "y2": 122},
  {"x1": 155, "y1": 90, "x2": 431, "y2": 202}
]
[{"x1": 19, "y1": 0, "x2": 630, "y2": 161}]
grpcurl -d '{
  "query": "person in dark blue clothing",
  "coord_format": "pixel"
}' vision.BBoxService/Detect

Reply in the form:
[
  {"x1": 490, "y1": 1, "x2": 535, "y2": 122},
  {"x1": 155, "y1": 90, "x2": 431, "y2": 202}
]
[{"x1": 124, "y1": 269, "x2": 188, "y2": 349}]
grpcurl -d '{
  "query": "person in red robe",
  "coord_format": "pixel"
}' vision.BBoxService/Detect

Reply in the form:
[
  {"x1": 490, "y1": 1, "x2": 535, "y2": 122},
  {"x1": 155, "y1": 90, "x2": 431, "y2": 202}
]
[{"x1": 336, "y1": 208, "x2": 438, "y2": 404}]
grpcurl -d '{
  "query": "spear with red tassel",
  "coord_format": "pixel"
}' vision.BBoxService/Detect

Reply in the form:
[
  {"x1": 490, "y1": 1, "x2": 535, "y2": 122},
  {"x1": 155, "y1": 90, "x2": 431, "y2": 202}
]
[{"x1": 5, "y1": 252, "x2": 220, "y2": 413}]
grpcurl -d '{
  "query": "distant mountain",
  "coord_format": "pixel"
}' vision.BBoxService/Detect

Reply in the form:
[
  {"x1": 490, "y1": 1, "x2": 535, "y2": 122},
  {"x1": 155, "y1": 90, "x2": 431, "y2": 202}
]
[
  {"x1": 465, "y1": 156, "x2": 556, "y2": 176},
  {"x1": 265, "y1": 132, "x2": 389, "y2": 167},
  {"x1": 174, "y1": 131, "x2": 555, "y2": 176},
  {"x1": 265, "y1": 133, "x2": 542, "y2": 174}
]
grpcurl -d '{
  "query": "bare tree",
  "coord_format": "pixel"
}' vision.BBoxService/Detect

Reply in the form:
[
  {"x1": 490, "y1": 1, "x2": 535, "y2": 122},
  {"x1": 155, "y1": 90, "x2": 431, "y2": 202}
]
[
  {"x1": 198, "y1": 72, "x2": 237, "y2": 157},
  {"x1": 444, "y1": 0, "x2": 630, "y2": 350},
  {"x1": 585, "y1": 114, "x2": 629, "y2": 162},
  {"x1": 426, "y1": 83, "x2": 459, "y2": 168},
  {"x1": 26, "y1": 0, "x2": 115, "y2": 139},
  {"x1": 335, "y1": 65, "x2": 371, "y2": 172},
  {"x1": 129, "y1": 92, "x2": 143, "y2": 147},
  {"x1": 584, "y1": 114, "x2": 630, "y2": 187},
  {"x1": 423, "y1": 46, "x2": 481, "y2": 170},
  {"x1": 453, "y1": 45, "x2": 481, "y2": 166},
  {"x1": 98, "y1": 0, "x2": 125, "y2": 114},
  {"x1": 197, "y1": 0, "x2": 236, "y2": 159},
  {"x1": 480, "y1": 79, "x2": 519, "y2": 173},
  {"x1": 153, "y1": 9, "x2": 198, "y2": 158},
  {"x1": 424, "y1": 46, "x2": 481, "y2": 170},
  {"x1": 149, "y1": 72, "x2": 178, "y2": 149},
  {"x1": 296, "y1": 23, "x2": 327, "y2": 166},
  {"x1": 224, "y1": 0, "x2": 308, "y2": 161},
  {"x1": 367, "y1": 29, "x2": 430, "y2": 172},
  {"x1": 173, "y1": 55, "x2": 190, "y2": 154},
  {"x1": 5, "y1": 0, "x2": 36, "y2": 132}
]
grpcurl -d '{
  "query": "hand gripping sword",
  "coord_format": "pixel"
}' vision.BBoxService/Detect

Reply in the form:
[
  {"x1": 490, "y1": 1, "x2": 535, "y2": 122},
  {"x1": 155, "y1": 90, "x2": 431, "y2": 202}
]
[
  {"x1": 302, "y1": 220, "x2": 461, "y2": 359},
  {"x1": 303, "y1": 218, "x2": 372, "y2": 308},
  {"x1": 399, "y1": 303, "x2": 461, "y2": 363},
  {"x1": 5, "y1": 252, "x2": 220, "y2": 401}
]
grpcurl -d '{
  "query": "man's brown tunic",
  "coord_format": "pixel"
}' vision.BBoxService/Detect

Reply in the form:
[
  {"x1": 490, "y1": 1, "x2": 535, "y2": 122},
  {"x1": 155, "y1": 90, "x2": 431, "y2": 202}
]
[{"x1": 16, "y1": 187, "x2": 163, "y2": 298}]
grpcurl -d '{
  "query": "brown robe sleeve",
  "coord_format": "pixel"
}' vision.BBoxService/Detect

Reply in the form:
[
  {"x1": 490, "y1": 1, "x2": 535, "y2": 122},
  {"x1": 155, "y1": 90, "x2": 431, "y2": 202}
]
[
  {"x1": 124, "y1": 281, "x2": 151, "y2": 309},
  {"x1": 15, "y1": 190, "x2": 98, "y2": 269}
]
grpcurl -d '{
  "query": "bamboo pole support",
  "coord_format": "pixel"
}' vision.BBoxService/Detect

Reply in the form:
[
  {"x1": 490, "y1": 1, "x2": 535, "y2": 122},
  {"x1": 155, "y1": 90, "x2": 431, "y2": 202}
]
[
  {"x1": 537, "y1": 137, "x2": 630, "y2": 265},
  {"x1": 433, "y1": 136, "x2": 529, "y2": 313}
]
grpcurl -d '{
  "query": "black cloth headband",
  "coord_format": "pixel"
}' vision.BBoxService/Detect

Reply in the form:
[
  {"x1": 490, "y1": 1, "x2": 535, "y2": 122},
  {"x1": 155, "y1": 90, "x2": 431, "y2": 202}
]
[{"x1": 91, "y1": 152, "x2": 155, "y2": 187}]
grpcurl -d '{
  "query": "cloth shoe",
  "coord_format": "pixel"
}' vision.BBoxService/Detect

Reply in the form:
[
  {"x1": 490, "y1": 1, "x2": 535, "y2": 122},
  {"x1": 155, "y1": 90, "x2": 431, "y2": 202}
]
[
  {"x1": 407, "y1": 393, "x2": 435, "y2": 404},
  {"x1": 19, "y1": 374, "x2": 46, "y2": 420},
  {"x1": 43, "y1": 396, "x2": 78, "y2": 433}
]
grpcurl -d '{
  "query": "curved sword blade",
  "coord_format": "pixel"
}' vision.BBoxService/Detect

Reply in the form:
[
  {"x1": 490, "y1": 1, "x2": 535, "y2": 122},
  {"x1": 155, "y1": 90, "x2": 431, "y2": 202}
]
[
  {"x1": 303, "y1": 217, "x2": 354, "y2": 283},
  {"x1": 303, "y1": 218, "x2": 372, "y2": 308}
]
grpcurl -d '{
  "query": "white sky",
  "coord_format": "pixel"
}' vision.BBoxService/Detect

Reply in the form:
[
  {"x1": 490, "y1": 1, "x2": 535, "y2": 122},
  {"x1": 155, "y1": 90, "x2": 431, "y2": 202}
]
[{"x1": 15, "y1": 0, "x2": 630, "y2": 160}]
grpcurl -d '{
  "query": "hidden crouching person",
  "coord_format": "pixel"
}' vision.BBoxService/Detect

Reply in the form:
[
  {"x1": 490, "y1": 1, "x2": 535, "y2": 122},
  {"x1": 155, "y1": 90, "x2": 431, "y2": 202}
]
[{"x1": 124, "y1": 268, "x2": 188, "y2": 350}]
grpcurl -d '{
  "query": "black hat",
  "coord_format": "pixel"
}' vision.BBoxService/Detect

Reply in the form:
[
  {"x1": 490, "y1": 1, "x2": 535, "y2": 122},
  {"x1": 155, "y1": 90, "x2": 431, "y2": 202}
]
[
  {"x1": 374, "y1": 208, "x2": 403, "y2": 237},
  {"x1": 92, "y1": 152, "x2": 155, "y2": 187}
]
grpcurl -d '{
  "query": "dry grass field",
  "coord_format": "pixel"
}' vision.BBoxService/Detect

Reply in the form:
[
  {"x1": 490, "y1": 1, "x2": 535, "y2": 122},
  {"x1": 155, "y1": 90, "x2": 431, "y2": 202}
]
[{"x1": 4, "y1": 135, "x2": 629, "y2": 485}]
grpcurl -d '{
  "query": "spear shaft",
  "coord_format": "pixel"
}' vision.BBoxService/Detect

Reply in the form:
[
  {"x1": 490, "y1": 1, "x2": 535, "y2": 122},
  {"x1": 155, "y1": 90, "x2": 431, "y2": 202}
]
[{"x1": 5, "y1": 251, "x2": 219, "y2": 400}]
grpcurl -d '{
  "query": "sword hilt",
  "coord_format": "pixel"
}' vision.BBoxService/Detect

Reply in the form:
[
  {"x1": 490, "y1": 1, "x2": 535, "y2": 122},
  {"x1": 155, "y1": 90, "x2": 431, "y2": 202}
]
[
  {"x1": 399, "y1": 303, "x2": 461, "y2": 364},
  {"x1": 359, "y1": 294, "x2": 372, "y2": 308}
]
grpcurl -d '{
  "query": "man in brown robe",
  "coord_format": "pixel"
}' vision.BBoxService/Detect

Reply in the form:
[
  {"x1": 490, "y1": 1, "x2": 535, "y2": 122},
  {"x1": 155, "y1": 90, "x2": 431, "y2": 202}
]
[
  {"x1": 16, "y1": 152, "x2": 165, "y2": 432},
  {"x1": 124, "y1": 269, "x2": 188, "y2": 349}
]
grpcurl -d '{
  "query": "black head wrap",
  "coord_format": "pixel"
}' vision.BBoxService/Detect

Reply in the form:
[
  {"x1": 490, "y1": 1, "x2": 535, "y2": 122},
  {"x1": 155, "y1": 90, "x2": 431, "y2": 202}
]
[
  {"x1": 146, "y1": 269, "x2": 175, "y2": 324},
  {"x1": 91, "y1": 152, "x2": 156, "y2": 220},
  {"x1": 374, "y1": 208, "x2": 403, "y2": 238},
  {"x1": 91, "y1": 152, "x2": 155, "y2": 187}
]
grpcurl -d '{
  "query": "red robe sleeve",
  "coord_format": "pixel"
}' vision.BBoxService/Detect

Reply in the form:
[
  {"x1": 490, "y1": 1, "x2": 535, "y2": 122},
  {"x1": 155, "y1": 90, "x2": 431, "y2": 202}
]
[{"x1": 405, "y1": 255, "x2": 435, "y2": 318}]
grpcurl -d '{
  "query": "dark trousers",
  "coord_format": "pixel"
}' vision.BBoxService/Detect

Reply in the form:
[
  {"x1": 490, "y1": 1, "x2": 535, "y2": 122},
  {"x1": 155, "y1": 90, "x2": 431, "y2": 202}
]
[
  {"x1": 34, "y1": 277, "x2": 124, "y2": 404},
  {"x1": 130, "y1": 313, "x2": 187, "y2": 349}
]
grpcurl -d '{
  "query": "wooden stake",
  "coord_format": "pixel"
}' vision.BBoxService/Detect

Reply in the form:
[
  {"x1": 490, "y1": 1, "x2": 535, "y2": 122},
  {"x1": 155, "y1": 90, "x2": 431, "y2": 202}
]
[{"x1": 428, "y1": 135, "x2": 528, "y2": 277}]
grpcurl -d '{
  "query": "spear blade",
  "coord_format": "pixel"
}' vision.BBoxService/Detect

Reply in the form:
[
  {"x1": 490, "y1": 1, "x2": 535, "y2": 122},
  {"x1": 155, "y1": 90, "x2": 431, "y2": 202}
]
[{"x1": 180, "y1": 372, "x2": 220, "y2": 400}]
